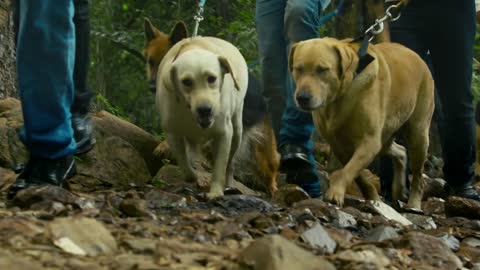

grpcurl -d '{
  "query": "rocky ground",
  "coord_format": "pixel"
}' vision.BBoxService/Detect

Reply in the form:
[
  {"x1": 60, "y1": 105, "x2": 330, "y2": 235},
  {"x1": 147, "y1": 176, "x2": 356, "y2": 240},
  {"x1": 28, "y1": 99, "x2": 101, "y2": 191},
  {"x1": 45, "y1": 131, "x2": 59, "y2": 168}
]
[{"x1": 1, "y1": 97, "x2": 480, "y2": 270}]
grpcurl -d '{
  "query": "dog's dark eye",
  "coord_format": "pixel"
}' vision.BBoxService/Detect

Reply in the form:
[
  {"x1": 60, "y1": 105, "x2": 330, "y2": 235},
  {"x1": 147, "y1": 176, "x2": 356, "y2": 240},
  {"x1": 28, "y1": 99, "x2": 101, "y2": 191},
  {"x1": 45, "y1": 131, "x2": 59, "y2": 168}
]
[
  {"x1": 181, "y1": 78, "x2": 193, "y2": 87},
  {"x1": 207, "y1": 76, "x2": 217, "y2": 84},
  {"x1": 316, "y1": 66, "x2": 328, "y2": 74}
]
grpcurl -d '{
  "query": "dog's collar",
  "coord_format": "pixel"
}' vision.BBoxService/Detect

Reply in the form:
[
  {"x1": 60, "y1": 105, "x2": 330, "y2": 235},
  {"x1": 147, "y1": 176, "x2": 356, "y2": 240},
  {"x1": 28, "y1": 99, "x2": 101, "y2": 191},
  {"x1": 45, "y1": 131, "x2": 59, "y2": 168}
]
[{"x1": 350, "y1": 34, "x2": 375, "y2": 77}]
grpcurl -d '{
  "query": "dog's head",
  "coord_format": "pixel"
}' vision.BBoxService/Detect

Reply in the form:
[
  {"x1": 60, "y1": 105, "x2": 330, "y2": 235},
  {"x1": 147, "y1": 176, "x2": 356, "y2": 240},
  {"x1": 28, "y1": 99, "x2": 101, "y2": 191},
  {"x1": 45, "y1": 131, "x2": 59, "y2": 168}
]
[
  {"x1": 169, "y1": 49, "x2": 237, "y2": 129},
  {"x1": 289, "y1": 38, "x2": 366, "y2": 111},
  {"x1": 144, "y1": 18, "x2": 188, "y2": 93}
]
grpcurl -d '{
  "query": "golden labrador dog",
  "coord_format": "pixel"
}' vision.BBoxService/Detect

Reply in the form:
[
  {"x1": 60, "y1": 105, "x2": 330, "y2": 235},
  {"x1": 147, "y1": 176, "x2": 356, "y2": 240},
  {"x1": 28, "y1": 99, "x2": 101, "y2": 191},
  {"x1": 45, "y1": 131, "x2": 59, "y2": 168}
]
[
  {"x1": 157, "y1": 36, "x2": 248, "y2": 199},
  {"x1": 289, "y1": 37, "x2": 434, "y2": 209}
]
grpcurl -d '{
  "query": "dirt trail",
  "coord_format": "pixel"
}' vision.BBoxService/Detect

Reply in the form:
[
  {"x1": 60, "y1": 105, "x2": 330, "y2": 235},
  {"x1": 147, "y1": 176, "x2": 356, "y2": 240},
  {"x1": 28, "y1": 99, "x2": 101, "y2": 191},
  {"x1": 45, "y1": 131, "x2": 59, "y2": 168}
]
[{"x1": 1, "y1": 98, "x2": 480, "y2": 270}]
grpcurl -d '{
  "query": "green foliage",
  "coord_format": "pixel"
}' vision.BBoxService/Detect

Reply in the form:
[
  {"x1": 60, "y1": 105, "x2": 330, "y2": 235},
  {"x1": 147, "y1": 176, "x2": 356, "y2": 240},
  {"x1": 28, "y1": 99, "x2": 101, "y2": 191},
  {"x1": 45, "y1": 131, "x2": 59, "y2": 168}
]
[
  {"x1": 95, "y1": 93, "x2": 129, "y2": 120},
  {"x1": 152, "y1": 177, "x2": 166, "y2": 188},
  {"x1": 89, "y1": 0, "x2": 480, "y2": 134}
]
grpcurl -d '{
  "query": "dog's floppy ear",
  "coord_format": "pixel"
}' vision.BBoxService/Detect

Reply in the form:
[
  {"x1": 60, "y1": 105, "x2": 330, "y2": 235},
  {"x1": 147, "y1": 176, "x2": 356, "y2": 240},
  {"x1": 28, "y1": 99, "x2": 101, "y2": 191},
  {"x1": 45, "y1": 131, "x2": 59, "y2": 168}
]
[
  {"x1": 288, "y1": 42, "x2": 299, "y2": 73},
  {"x1": 169, "y1": 66, "x2": 178, "y2": 89},
  {"x1": 334, "y1": 44, "x2": 358, "y2": 80},
  {"x1": 218, "y1": 56, "x2": 240, "y2": 91},
  {"x1": 169, "y1": 21, "x2": 189, "y2": 45},
  {"x1": 165, "y1": 65, "x2": 180, "y2": 95}
]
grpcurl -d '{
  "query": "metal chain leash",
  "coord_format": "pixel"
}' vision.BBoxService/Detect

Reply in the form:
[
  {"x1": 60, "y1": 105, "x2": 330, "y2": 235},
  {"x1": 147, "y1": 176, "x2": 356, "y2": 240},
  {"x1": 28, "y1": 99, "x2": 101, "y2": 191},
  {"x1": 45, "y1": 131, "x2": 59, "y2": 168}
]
[
  {"x1": 364, "y1": 2, "x2": 404, "y2": 41},
  {"x1": 353, "y1": 1, "x2": 408, "y2": 74},
  {"x1": 192, "y1": 0, "x2": 206, "y2": 37}
]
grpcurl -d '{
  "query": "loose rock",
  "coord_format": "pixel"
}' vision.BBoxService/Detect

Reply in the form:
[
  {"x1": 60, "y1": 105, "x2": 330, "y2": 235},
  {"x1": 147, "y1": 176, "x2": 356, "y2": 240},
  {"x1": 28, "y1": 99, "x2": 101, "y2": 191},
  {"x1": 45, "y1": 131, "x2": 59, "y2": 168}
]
[
  {"x1": 301, "y1": 222, "x2": 337, "y2": 253},
  {"x1": 366, "y1": 201, "x2": 413, "y2": 226},
  {"x1": 389, "y1": 231, "x2": 462, "y2": 269},
  {"x1": 119, "y1": 198, "x2": 150, "y2": 217},
  {"x1": 364, "y1": 225, "x2": 399, "y2": 242},
  {"x1": 48, "y1": 217, "x2": 117, "y2": 256},
  {"x1": 403, "y1": 213, "x2": 437, "y2": 230},
  {"x1": 239, "y1": 235, "x2": 336, "y2": 270},
  {"x1": 274, "y1": 184, "x2": 310, "y2": 206},
  {"x1": 445, "y1": 196, "x2": 480, "y2": 219}
]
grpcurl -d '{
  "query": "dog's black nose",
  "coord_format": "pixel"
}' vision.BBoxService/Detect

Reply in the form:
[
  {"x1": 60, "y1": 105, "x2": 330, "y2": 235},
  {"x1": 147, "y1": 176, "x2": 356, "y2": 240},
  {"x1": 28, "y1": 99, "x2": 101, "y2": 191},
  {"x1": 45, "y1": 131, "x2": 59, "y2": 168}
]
[
  {"x1": 148, "y1": 79, "x2": 156, "y2": 93},
  {"x1": 196, "y1": 105, "x2": 213, "y2": 118},
  {"x1": 296, "y1": 91, "x2": 312, "y2": 106}
]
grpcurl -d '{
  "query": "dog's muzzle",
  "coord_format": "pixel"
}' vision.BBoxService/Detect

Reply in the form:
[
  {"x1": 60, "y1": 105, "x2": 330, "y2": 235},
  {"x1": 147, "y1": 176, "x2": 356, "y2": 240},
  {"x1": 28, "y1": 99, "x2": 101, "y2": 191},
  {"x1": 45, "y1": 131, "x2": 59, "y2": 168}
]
[
  {"x1": 296, "y1": 90, "x2": 314, "y2": 110},
  {"x1": 196, "y1": 104, "x2": 214, "y2": 129}
]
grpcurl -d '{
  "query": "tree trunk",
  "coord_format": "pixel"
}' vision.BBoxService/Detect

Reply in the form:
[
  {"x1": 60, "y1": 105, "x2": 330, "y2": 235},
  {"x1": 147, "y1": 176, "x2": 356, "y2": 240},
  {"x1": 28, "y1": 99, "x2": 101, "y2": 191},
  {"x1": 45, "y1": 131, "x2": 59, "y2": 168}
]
[{"x1": 0, "y1": 0, "x2": 17, "y2": 99}]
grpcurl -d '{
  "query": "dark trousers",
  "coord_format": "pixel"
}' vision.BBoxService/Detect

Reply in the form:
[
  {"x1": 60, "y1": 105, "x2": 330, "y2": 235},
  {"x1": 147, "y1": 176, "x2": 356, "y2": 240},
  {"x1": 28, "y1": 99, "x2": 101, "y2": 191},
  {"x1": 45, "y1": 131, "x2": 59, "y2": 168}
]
[
  {"x1": 72, "y1": 0, "x2": 92, "y2": 115},
  {"x1": 380, "y1": 0, "x2": 477, "y2": 199}
]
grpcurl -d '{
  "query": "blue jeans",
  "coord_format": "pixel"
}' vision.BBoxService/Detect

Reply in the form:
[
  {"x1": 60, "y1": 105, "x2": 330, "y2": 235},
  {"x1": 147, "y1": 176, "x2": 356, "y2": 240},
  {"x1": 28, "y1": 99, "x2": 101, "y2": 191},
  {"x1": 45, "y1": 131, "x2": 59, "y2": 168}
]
[
  {"x1": 256, "y1": 0, "x2": 328, "y2": 196},
  {"x1": 17, "y1": 0, "x2": 76, "y2": 159}
]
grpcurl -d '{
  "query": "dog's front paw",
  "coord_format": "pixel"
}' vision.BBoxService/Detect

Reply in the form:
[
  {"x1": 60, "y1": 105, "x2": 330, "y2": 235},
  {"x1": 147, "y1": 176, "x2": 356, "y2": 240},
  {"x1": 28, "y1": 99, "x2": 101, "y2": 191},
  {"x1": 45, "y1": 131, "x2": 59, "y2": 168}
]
[
  {"x1": 325, "y1": 171, "x2": 348, "y2": 206},
  {"x1": 325, "y1": 187, "x2": 346, "y2": 206},
  {"x1": 206, "y1": 189, "x2": 224, "y2": 200},
  {"x1": 153, "y1": 141, "x2": 171, "y2": 158},
  {"x1": 406, "y1": 195, "x2": 422, "y2": 211}
]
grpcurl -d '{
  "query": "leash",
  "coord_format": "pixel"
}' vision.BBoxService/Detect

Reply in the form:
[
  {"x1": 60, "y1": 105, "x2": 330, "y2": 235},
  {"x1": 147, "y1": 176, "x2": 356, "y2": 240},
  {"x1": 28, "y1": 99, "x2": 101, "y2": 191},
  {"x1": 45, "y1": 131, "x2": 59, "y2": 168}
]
[
  {"x1": 351, "y1": 1, "x2": 405, "y2": 75},
  {"x1": 192, "y1": 0, "x2": 206, "y2": 37}
]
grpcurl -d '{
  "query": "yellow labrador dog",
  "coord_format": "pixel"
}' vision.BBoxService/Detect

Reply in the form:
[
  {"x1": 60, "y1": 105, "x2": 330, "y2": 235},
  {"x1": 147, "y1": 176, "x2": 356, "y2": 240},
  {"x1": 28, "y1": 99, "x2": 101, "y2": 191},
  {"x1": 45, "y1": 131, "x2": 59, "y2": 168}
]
[
  {"x1": 289, "y1": 37, "x2": 434, "y2": 209},
  {"x1": 157, "y1": 36, "x2": 248, "y2": 199}
]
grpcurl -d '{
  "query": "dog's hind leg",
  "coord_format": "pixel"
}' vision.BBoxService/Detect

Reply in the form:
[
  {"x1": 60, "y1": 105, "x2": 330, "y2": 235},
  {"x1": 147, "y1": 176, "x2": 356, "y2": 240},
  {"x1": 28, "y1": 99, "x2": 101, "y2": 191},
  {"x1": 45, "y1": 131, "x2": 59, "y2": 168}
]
[
  {"x1": 226, "y1": 112, "x2": 243, "y2": 187},
  {"x1": 382, "y1": 141, "x2": 409, "y2": 203},
  {"x1": 354, "y1": 169, "x2": 381, "y2": 201},
  {"x1": 208, "y1": 122, "x2": 234, "y2": 199},
  {"x1": 404, "y1": 76, "x2": 434, "y2": 210},
  {"x1": 166, "y1": 133, "x2": 197, "y2": 182},
  {"x1": 404, "y1": 126, "x2": 429, "y2": 210}
]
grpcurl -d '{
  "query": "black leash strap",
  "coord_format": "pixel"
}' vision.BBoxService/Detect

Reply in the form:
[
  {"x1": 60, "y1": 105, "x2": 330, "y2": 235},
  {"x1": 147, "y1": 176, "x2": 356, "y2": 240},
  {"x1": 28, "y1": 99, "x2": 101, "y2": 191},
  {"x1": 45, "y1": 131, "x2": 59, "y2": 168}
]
[
  {"x1": 352, "y1": 32, "x2": 375, "y2": 75},
  {"x1": 350, "y1": 2, "x2": 405, "y2": 75}
]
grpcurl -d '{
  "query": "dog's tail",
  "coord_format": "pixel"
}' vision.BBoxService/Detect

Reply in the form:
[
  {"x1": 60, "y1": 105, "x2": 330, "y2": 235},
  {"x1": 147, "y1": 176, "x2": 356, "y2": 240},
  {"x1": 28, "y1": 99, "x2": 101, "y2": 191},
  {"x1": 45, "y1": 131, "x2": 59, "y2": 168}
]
[{"x1": 233, "y1": 124, "x2": 267, "y2": 191}]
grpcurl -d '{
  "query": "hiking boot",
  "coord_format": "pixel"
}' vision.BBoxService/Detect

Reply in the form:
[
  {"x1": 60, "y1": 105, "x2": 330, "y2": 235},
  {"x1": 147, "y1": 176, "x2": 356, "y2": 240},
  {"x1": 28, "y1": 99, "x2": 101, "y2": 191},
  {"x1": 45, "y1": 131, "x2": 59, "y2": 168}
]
[
  {"x1": 72, "y1": 112, "x2": 96, "y2": 155},
  {"x1": 7, "y1": 155, "x2": 76, "y2": 200},
  {"x1": 279, "y1": 144, "x2": 321, "y2": 198},
  {"x1": 285, "y1": 168, "x2": 321, "y2": 198},
  {"x1": 448, "y1": 183, "x2": 480, "y2": 201},
  {"x1": 279, "y1": 144, "x2": 312, "y2": 172}
]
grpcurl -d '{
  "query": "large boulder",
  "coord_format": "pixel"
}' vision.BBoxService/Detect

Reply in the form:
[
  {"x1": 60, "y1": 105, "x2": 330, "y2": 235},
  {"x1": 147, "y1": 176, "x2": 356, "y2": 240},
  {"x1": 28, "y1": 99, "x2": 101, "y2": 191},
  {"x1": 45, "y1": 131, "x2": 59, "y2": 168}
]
[
  {"x1": 91, "y1": 111, "x2": 163, "y2": 175},
  {"x1": 0, "y1": 98, "x2": 28, "y2": 169},
  {"x1": 69, "y1": 135, "x2": 151, "y2": 191}
]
